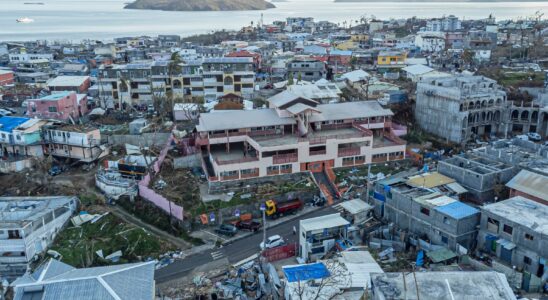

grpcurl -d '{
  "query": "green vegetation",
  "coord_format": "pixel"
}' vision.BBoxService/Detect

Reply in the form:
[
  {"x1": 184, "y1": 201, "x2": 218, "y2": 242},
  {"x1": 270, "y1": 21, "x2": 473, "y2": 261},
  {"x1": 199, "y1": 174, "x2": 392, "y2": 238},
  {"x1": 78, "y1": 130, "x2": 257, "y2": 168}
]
[
  {"x1": 498, "y1": 71, "x2": 545, "y2": 88},
  {"x1": 50, "y1": 214, "x2": 174, "y2": 268},
  {"x1": 118, "y1": 197, "x2": 204, "y2": 245}
]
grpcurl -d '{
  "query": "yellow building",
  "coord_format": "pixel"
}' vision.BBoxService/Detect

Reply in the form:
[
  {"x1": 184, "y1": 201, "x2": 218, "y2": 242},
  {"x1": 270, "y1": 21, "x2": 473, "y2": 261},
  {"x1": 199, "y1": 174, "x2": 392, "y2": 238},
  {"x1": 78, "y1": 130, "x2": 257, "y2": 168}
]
[{"x1": 377, "y1": 50, "x2": 407, "y2": 66}]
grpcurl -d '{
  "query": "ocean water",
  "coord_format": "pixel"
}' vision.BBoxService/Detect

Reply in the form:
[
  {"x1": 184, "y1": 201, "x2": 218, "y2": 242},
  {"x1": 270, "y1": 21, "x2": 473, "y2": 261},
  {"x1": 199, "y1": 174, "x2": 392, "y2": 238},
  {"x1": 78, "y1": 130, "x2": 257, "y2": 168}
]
[{"x1": 0, "y1": 0, "x2": 547, "y2": 41}]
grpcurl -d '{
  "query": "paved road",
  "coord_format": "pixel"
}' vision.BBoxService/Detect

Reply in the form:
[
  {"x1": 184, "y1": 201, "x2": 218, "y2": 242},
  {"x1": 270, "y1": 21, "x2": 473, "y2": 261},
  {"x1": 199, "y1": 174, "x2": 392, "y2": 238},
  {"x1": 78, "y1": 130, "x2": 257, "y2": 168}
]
[{"x1": 155, "y1": 206, "x2": 336, "y2": 283}]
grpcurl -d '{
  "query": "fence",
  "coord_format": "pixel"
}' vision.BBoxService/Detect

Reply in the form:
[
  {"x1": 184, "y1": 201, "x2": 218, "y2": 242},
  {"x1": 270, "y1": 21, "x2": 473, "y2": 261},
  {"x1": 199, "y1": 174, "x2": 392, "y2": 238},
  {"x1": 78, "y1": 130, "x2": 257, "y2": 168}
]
[
  {"x1": 262, "y1": 243, "x2": 297, "y2": 262},
  {"x1": 138, "y1": 134, "x2": 184, "y2": 221}
]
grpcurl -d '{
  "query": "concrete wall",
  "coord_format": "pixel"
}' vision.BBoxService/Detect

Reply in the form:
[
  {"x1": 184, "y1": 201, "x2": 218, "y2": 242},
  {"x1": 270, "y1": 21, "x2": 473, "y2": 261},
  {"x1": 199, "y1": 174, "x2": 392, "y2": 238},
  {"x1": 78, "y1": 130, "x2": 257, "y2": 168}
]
[
  {"x1": 104, "y1": 132, "x2": 171, "y2": 147},
  {"x1": 477, "y1": 209, "x2": 547, "y2": 277},
  {"x1": 173, "y1": 154, "x2": 201, "y2": 169}
]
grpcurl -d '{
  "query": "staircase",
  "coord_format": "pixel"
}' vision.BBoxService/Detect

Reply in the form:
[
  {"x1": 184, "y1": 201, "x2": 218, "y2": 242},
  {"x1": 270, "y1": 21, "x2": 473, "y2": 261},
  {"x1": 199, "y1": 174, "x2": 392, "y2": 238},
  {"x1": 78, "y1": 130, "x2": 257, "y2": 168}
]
[{"x1": 312, "y1": 169, "x2": 339, "y2": 205}]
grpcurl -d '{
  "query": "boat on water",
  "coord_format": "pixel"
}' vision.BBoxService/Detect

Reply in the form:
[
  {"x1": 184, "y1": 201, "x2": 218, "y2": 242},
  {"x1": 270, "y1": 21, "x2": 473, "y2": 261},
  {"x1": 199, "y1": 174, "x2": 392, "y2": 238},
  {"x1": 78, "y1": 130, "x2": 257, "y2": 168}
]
[{"x1": 16, "y1": 17, "x2": 34, "y2": 23}]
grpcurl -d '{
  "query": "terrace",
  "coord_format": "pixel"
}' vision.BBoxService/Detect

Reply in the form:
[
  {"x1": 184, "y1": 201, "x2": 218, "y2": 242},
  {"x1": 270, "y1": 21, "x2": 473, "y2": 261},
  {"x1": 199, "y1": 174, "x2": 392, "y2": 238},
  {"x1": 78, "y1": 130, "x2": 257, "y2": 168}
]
[{"x1": 253, "y1": 127, "x2": 371, "y2": 148}]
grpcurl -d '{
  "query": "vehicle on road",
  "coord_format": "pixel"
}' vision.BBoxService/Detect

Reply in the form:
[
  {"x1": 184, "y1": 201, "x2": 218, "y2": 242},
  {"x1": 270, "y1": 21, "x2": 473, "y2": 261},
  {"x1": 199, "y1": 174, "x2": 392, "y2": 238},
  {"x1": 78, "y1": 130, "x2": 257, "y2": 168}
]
[
  {"x1": 234, "y1": 220, "x2": 261, "y2": 232},
  {"x1": 264, "y1": 199, "x2": 303, "y2": 219},
  {"x1": 215, "y1": 224, "x2": 238, "y2": 236},
  {"x1": 527, "y1": 132, "x2": 542, "y2": 141},
  {"x1": 260, "y1": 235, "x2": 285, "y2": 249}
]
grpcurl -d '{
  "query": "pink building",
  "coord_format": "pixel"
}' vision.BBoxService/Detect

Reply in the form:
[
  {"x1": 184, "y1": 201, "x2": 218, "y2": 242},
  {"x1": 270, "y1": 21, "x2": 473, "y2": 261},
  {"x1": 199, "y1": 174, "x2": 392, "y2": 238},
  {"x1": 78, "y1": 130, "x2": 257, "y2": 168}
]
[{"x1": 27, "y1": 92, "x2": 88, "y2": 121}]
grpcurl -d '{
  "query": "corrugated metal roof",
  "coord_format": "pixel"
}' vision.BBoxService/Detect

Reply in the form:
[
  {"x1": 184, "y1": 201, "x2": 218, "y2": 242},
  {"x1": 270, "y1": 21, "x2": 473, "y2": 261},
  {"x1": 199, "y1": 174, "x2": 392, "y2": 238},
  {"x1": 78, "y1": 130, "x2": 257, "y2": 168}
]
[
  {"x1": 335, "y1": 199, "x2": 373, "y2": 215},
  {"x1": 435, "y1": 201, "x2": 479, "y2": 219},
  {"x1": 300, "y1": 213, "x2": 349, "y2": 232},
  {"x1": 506, "y1": 169, "x2": 548, "y2": 201},
  {"x1": 13, "y1": 260, "x2": 156, "y2": 300},
  {"x1": 406, "y1": 172, "x2": 455, "y2": 189}
]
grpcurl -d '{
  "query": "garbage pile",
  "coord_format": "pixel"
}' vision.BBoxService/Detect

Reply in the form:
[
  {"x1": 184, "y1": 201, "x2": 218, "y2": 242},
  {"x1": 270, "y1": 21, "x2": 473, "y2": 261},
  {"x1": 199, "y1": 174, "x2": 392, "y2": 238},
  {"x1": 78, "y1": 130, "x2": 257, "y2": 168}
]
[{"x1": 178, "y1": 259, "x2": 282, "y2": 299}]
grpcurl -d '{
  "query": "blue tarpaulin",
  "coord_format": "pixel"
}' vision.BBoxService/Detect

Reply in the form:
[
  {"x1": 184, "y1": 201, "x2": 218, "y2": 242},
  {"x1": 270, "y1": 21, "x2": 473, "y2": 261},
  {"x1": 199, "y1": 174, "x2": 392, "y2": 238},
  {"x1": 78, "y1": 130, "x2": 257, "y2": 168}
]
[
  {"x1": 373, "y1": 192, "x2": 386, "y2": 202},
  {"x1": 283, "y1": 263, "x2": 330, "y2": 283},
  {"x1": 416, "y1": 250, "x2": 424, "y2": 267}
]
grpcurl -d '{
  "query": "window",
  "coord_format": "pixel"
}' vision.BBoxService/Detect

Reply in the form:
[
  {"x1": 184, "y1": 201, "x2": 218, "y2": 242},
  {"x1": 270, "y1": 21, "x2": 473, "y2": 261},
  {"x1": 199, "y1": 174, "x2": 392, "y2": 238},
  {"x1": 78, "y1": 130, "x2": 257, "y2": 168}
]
[
  {"x1": 525, "y1": 233, "x2": 534, "y2": 241},
  {"x1": 487, "y1": 217, "x2": 500, "y2": 232},
  {"x1": 503, "y1": 224, "x2": 513, "y2": 235},
  {"x1": 420, "y1": 207, "x2": 430, "y2": 216},
  {"x1": 523, "y1": 256, "x2": 532, "y2": 265},
  {"x1": 267, "y1": 166, "x2": 279, "y2": 172},
  {"x1": 443, "y1": 216, "x2": 450, "y2": 225},
  {"x1": 48, "y1": 106, "x2": 58, "y2": 112},
  {"x1": 280, "y1": 164, "x2": 291, "y2": 170}
]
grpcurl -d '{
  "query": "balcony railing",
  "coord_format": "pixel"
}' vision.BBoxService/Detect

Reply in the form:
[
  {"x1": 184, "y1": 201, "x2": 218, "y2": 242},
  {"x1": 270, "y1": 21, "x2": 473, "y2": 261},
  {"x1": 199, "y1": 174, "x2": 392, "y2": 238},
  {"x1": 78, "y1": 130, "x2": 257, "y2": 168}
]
[
  {"x1": 342, "y1": 160, "x2": 354, "y2": 166},
  {"x1": 221, "y1": 174, "x2": 239, "y2": 181},
  {"x1": 272, "y1": 153, "x2": 298, "y2": 164},
  {"x1": 372, "y1": 156, "x2": 388, "y2": 163},
  {"x1": 280, "y1": 167, "x2": 292, "y2": 174},
  {"x1": 267, "y1": 169, "x2": 280, "y2": 176},
  {"x1": 215, "y1": 156, "x2": 259, "y2": 166},
  {"x1": 241, "y1": 170, "x2": 259, "y2": 179},
  {"x1": 309, "y1": 150, "x2": 327, "y2": 156},
  {"x1": 337, "y1": 147, "x2": 360, "y2": 157}
]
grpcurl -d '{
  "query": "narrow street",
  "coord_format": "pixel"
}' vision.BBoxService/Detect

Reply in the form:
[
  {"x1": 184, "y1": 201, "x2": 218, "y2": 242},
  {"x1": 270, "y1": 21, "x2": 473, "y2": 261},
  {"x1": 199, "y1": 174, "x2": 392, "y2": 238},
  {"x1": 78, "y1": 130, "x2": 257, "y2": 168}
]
[{"x1": 154, "y1": 205, "x2": 336, "y2": 283}]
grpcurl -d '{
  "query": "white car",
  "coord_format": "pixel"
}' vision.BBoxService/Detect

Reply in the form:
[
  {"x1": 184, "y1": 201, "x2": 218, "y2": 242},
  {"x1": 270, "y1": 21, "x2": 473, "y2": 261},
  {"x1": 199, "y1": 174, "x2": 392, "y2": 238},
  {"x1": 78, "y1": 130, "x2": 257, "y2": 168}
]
[
  {"x1": 515, "y1": 134, "x2": 529, "y2": 141},
  {"x1": 526, "y1": 132, "x2": 542, "y2": 142},
  {"x1": 260, "y1": 235, "x2": 285, "y2": 249}
]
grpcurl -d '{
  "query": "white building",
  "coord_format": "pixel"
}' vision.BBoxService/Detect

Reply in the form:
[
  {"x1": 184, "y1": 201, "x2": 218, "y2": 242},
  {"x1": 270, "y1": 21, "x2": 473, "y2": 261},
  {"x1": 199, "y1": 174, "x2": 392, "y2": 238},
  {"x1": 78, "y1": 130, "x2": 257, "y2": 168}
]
[
  {"x1": 8, "y1": 53, "x2": 54, "y2": 63},
  {"x1": 415, "y1": 32, "x2": 446, "y2": 53},
  {"x1": 0, "y1": 196, "x2": 78, "y2": 280},
  {"x1": 299, "y1": 213, "x2": 350, "y2": 262}
]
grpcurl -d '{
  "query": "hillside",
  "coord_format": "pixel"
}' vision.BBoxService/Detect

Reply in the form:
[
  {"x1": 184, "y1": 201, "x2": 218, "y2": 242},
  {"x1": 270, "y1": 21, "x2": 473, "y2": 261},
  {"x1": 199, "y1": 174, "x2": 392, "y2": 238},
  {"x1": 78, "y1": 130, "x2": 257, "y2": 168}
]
[{"x1": 125, "y1": 0, "x2": 276, "y2": 11}]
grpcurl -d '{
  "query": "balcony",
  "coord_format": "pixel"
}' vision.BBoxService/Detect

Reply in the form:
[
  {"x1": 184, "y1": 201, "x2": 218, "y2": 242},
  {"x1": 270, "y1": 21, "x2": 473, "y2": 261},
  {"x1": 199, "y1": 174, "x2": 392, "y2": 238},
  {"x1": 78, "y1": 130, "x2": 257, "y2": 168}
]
[
  {"x1": 373, "y1": 134, "x2": 406, "y2": 149},
  {"x1": 372, "y1": 155, "x2": 388, "y2": 163},
  {"x1": 240, "y1": 168, "x2": 259, "y2": 179},
  {"x1": 215, "y1": 156, "x2": 258, "y2": 166},
  {"x1": 267, "y1": 168, "x2": 280, "y2": 176},
  {"x1": 309, "y1": 149, "x2": 327, "y2": 156},
  {"x1": 272, "y1": 153, "x2": 298, "y2": 164},
  {"x1": 220, "y1": 174, "x2": 239, "y2": 181},
  {"x1": 338, "y1": 147, "x2": 360, "y2": 157},
  {"x1": 280, "y1": 167, "x2": 292, "y2": 174}
]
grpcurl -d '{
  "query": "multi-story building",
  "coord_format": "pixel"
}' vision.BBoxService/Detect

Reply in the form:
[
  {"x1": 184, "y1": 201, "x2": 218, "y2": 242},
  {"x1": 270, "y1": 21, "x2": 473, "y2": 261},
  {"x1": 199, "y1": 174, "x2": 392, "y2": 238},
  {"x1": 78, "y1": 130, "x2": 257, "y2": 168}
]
[
  {"x1": 42, "y1": 124, "x2": 109, "y2": 163},
  {"x1": 477, "y1": 196, "x2": 547, "y2": 283},
  {"x1": 438, "y1": 153, "x2": 516, "y2": 203},
  {"x1": 425, "y1": 15, "x2": 462, "y2": 32},
  {"x1": 195, "y1": 96, "x2": 406, "y2": 184},
  {"x1": 376, "y1": 50, "x2": 407, "y2": 69},
  {"x1": 157, "y1": 34, "x2": 181, "y2": 47},
  {"x1": 374, "y1": 172, "x2": 480, "y2": 251},
  {"x1": 27, "y1": 92, "x2": 88, "y2": 121},
  {"x1": 200, "y1": 57, "x2": 255, "y2": 101},
  {"x1": 0, "y1": 117, "x2": 47, "y2": 158},
  {"x1": 415, "y1": 75, "x2": 508, "y2": 143},
  {"x1": 286, "y1": 57, "x2": 326, "y2": 82},
  {"x1": 415, "y1": 32, "x2": 446, "y2": 53},
  {"x1": 0, "y1": 196, "x2": 78, "y2": 280}
]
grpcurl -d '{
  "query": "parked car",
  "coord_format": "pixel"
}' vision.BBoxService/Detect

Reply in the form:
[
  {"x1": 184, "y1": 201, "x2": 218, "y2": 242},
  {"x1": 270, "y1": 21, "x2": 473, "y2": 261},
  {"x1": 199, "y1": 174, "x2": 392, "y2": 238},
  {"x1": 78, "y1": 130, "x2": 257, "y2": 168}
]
[
  {"x1": 526, "y1": 132, "x2": 542, "y2": 142},
  {"x1": 48, "y1": 165, "x2": 64, "y2": 176},
  {"x1": 260, "y1": 235, "x2": 285, "y2": 249},
  {"x1": 515, "y1": 134, "x2": 529, "y2": 141},
  {"x1": 215, "y1": 224, "x2": 238, "y2": 236},
  {"x1": 234, "y1": 220, "x2": 261, "y2": 232}
]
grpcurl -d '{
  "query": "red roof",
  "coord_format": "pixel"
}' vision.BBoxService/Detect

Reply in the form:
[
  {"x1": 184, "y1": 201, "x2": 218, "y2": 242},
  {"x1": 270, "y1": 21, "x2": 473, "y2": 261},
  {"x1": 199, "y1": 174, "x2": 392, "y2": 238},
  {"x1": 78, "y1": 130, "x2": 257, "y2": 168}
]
[{"x1": 226, "y1": 50, "x2": 260, "y2": 59}]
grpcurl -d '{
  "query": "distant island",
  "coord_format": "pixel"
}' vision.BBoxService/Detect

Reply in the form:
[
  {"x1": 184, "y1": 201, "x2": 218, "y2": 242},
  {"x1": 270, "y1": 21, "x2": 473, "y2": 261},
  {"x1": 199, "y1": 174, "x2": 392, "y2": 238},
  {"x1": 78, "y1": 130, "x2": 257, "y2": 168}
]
[
  {"x1": 125, "y1": 0, "x2": 276, "y2": 11},
  {"x1": 335, "y1": 0, "x2": 542, "y2": 2}
]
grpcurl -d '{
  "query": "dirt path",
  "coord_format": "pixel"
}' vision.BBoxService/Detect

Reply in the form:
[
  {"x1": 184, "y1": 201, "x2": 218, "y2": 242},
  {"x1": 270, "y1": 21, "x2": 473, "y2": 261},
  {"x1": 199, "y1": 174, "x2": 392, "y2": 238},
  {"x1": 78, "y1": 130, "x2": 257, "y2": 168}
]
[{"x1": 109, "y1": 205, "x2": 192, "y2": 250}]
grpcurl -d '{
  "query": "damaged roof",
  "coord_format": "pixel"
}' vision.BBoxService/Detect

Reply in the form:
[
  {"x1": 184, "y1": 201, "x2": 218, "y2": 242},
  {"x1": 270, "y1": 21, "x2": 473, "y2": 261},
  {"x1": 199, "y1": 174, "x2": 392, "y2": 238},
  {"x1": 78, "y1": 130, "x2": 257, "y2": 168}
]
[{"x1": 505, "y1": 169, "x2": 548, "y2": 202}]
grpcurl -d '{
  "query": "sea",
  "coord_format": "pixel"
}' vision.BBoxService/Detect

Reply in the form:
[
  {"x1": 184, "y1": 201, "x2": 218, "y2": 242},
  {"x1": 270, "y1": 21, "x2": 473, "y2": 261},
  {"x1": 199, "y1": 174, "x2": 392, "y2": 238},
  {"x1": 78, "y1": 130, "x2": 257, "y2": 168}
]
[{"x1": 1, "y1": 0, "x2": 547, "y2": 42}]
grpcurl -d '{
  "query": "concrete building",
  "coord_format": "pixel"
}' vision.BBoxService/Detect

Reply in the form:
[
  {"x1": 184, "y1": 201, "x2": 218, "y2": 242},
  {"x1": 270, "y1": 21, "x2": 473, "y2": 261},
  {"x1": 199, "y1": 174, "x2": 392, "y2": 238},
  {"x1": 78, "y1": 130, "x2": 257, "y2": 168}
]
[
  {"x1": 375, "y1": 172, "x2": 480, "y2": 251},
  {"x1": 438, "y1": 153, "x2": 516, "y2": 203},
  {"x1": 415, "y1": 75, "x2": 508, "y2": 143},
  {"x1": 287, "y1": 57, "x2": 326, "y2": 82},
  {"x1": 415, "y1": 32, "x2": 446, "y2": 53},
  {"x1": 370, "y1": 271, "x2": 515, "y2": 300},
  {"x1": 0, "y1": 117, "x2": 47, "y2": 173},
  {"x1": 195, "y1": 99, "x2": 406, "y2": 184},
  {"x1": 12, "y1": 259, "x2": 155, "y2": 299},
  {"x1": 477, "y1": 196, "x2": 548, "y2": 286},
  {"x1": 42, "y1": 124, "x2": 109, "y2": 163},
  {"x1": 299, "y1": 213, "x2": 350, "y2": 262},
  {"x1": 27, "y1": 92, "x2": 88, "y2": 121},
  {"x1": 0, "y1": 196, "x2": 78, "y2": 280}
]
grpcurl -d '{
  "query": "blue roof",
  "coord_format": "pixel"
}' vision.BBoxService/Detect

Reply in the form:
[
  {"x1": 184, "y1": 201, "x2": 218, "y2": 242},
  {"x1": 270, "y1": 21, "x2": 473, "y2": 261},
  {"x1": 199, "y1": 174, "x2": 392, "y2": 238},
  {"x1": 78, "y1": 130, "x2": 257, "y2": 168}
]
[
  {"x1": 434, "y1": 201, "x2": 479, "y2": 219},
  {"x1": 0, "y1": 116, "x2": 30, "y2": 133},
  {"x1": 283, "y1": 262, "x2": 330, "y2": 283}
]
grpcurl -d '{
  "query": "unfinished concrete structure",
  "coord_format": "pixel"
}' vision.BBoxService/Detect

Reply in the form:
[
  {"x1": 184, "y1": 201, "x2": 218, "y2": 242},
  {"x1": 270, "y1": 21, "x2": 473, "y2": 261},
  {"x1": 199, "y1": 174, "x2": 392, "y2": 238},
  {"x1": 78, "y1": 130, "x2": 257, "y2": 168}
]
[
  {"x1": 382, "y1": 185, "x2": 479, "y2": 251},
  {"x1": 477, "y1": 196, "x2": 548, "y2": 287},
  {"x1": 415, "y1": 75, "x2": 507, "y2": 143},
  {"x1": 438, "y1": 153, "x2": 516, "y2": 203}
]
